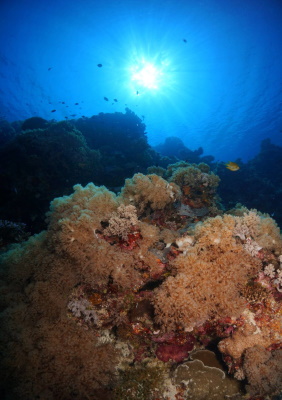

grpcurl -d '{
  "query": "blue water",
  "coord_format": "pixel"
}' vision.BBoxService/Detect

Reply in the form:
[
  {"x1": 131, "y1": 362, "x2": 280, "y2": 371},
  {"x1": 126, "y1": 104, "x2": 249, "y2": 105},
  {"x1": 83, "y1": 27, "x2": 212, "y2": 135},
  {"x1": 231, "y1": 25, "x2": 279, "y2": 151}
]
[{"x1": 0, "y1": 0, "x2": 282, "y2": 162}]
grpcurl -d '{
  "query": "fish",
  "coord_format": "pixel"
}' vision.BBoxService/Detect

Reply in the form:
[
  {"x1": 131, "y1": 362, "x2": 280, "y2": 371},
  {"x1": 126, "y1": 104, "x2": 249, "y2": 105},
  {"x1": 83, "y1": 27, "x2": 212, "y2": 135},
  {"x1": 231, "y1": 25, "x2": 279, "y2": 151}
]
[
  {"x1": 114, "y1": 99, "x2": 118, "y2": 102},
  {"x1": 225, "y1": 161, "x2": 240, "y2": 171},
  {"x1": 183, "y1": 38, "x2": 187, "y2": 43},
  {"x1": 97, "y1": 63, "x2": 102, "y2": 67},
  {"x1": 70, "y1": 114, "x2": 77, "y2": 117},
  {"x1": 74, "y1": 103, "x2": 79, "y2": 105},
  {"x1": 104, "y1": 97, "x2": 109, "y2": 101},
  {"x1": 51, "y1": 109, "x2": 56, "y2": 112},
  {"x1": 48, "y1": 67, "x2": 52, "y2": 71}
]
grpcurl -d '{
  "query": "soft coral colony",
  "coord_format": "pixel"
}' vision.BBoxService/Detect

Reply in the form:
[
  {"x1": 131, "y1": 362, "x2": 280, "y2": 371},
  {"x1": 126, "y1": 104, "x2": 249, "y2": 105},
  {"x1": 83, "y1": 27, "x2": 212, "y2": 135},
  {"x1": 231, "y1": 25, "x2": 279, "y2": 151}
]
[{"x1": 0, "y1": 162, "x2": 281, "y2": 400}]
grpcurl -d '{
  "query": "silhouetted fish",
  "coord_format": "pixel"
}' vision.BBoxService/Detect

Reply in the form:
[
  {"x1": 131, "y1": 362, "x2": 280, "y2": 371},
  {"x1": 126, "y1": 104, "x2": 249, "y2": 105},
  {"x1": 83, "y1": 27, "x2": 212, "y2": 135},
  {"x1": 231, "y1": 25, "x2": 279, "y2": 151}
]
[
  {"x1": 70, "y1": 114, "x2": 77, "y2": 117},
  {"x1": 97, "y1": 63, "x2": 102, "y2": 67},
  {"x1": 74, "y1": 103, "x2": 79, "y2": 105},
  {"x1": 114, "y1": 99, "x2": 118, "y2": 102},
  {"x1": 104, "y1": 97, "x2": 109, "y2": 101},
  {"x1": 51, "y1": 109, "x2": 56, "y2": 112},
  {"x1": 48, "y1": 67, "x2": 52, "y2": 71},
  {"x1": 183, "y1": 38, "x2": 187, "y2": 43}
]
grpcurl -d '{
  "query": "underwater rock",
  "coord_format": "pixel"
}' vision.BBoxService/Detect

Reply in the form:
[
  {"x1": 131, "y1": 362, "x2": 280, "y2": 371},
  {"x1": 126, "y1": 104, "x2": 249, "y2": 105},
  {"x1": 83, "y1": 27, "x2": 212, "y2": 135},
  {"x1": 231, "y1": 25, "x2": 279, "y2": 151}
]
[{"x1": 21, "y1": 116, "x2": 48, "y2": 130}]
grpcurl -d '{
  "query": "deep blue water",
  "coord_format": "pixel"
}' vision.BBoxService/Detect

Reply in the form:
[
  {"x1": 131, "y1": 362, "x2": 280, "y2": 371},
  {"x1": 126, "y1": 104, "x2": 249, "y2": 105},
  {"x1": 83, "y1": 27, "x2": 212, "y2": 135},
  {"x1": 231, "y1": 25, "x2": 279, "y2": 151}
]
[{"x1": 0, "y1": 0, "x2": 282, "y2": 162}]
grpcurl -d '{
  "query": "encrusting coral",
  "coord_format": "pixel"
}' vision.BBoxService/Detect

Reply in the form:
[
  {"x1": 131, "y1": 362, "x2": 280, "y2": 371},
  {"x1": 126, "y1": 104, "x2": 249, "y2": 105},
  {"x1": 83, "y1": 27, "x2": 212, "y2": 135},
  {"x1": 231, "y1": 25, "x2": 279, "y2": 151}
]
[{"x1": 0, "y1": 166, "x2": 281, "y2": 399}]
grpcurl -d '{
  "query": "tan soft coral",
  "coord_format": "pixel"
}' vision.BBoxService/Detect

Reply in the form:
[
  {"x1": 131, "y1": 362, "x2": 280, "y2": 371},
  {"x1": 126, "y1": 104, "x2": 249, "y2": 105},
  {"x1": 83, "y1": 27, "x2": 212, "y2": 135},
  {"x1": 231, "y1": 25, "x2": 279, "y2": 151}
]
[
  {"x1": 0, "y1": 178, "x2": 175, "y2": 397},
  {"x1": 218, "y1": 321, "x2": 274, "y2": 360},
  {"x1": 233, "y1": 209, "x2": 282, "y2": 253},
  {"x1": 103, "y1": 204, "x2": 138, "y2": 239},
  {"x1": 243, "y1": 345, "x2": 282, "y2": 397},
  {"x1": 154, "y1": 215, "x2": 262, "y2": 331},
  {"x1": 119, "y1": 173, "x2": 181, "y2": 213},
  {"x1": 1, "y1": 302, "x2": 118, "y2": 399},
  {"x1": 167, "y1": 163, "x2": 220, "y2": 212},
  {"x1": 1, "y1": 173, "x2": 281, "y2": 399},
  {"x1": 0, "y1": 244, "x2": 118, "y2": 399},
  {"x1": 169, "y1": 164, "x2": 220, "y2": 190},
  {"x1": 44, "y1": 183, "x2": 156, "y2": 288}
]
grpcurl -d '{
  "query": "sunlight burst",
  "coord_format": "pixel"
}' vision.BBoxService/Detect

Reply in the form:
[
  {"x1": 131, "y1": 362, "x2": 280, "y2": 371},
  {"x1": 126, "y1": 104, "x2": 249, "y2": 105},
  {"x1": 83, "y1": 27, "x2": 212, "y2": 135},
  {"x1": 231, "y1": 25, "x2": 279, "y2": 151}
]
[{"x1": 131, "y1": 62, "x2": 161, "y2": 89}]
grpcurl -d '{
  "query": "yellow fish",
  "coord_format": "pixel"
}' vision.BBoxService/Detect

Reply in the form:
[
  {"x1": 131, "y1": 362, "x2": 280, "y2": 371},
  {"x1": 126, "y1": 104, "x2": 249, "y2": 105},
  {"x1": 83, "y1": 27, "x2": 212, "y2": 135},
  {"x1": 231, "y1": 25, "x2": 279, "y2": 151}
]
[{"x1": 225, "y1": 161, "x2": 240, "y2": 171}]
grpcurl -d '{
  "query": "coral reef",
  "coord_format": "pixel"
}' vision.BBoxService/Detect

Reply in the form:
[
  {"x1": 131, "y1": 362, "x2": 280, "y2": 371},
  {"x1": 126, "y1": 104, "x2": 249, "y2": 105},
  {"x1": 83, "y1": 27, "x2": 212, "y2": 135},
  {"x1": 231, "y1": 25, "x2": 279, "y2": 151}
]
[
  {"x1": 0, "y1": 111, "x2": 173, "y2": 234},
  {"x1": 0, "y1": 121, "x2": 102, "y2": 232},
  {"x1": 73, "y1": 109, "x2": 168, "y2": 187},
  {"x1": 154, "y1": 136, "x2": 215, "y2": 165},
  {"x1": 0, "y1": 166, "x2": 281, "y2": 399},
  {"x1": 153, "y1": 214, "x2": 263, "y2": 331}
]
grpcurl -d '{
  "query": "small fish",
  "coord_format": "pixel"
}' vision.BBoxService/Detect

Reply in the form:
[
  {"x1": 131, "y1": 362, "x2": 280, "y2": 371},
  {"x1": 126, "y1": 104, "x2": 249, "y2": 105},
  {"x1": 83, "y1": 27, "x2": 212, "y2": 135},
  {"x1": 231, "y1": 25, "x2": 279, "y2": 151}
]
[
  {"x1": 136, "y1": 91, "x2": 139, "y2": 95},
  {"x1": 61, "y1": 101, "x2": 65, "y2": 104},
  {"x1": 183, "y1": 38, "x2": 187, "y2": 43},
  {"x1": 97, "y1": 63, "x2": 102, "y2": 67},
  {"x1": 51, "y1": 109, "x2": 56, "y2": 112},
  {"x1": 225, "y1": 161, "x2": 240, "y2": 171},
  {"x1": 74, "y1": 102, "x2": 79, "y2": 105},
  {"x1": 48, "y1": 67, "x2": 52, "y2": 71},
  {"x1": 70, "y1": 114, "x2": 77, "y2": 117},
  {"x1": 114, "y1": 99, "x2": 118, "y2": 102},
  {"x1": 104, "y1": 96, "x2": 109, "y2": 101}
]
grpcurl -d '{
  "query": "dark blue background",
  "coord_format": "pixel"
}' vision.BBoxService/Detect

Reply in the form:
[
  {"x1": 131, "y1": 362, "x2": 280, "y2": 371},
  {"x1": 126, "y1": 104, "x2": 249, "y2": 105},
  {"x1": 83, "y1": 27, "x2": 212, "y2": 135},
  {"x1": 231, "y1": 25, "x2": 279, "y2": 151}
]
[{"x1": 1, "y1": 0, "x2": 282, "y2": 161}]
